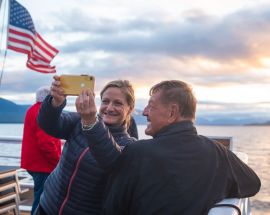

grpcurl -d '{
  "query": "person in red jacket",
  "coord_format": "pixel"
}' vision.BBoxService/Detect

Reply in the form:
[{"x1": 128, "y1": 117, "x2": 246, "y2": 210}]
[{"x1": 21, "y1": 86, "x2": 61, "y2": 215}]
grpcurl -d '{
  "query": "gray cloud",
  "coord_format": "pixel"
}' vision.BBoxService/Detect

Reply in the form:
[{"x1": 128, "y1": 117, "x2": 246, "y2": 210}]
[
  {"x1": 32, "y1": 4, "x2": 270, "y2": 91},
  {"x1": 49, "y1": 9, "x2": 160, "y2": 34},
  {"x1": 0, "y1": 70, "x2": 54, "y2": 94},
  {"x1": 50, "y1": 5, "x2": 270, "y2": 63},
  {"x1": 197, "y1": 100, "x2": 270, "y2": 117},
  {"x1": 2, "y1": 2, "x2": 270, "y2": 113}
]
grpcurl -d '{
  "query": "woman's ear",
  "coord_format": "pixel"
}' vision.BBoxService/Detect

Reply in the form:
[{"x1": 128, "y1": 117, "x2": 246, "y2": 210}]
[
  {"x1": 127, "y1": 107, "x2": 132, "y2": 115},
  {"x1": 125, "y1": 107, "x2": 133, "y2": 122}
]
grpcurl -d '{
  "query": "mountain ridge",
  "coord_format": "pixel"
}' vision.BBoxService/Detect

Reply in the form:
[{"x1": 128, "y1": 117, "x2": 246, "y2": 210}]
[
  {"x1": 0, "y1": 98, "x2": 30, "y2": 123},
  {"x1": 0, "y1": 98, "x2": 270, "y2": 125}
]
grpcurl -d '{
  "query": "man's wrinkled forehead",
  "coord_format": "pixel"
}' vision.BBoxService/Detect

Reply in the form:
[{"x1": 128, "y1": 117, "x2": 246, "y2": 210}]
[
  {"x1": 150, "y1": 86, "x2": 163, "y2": 96},
  {"x1": 148, "y1": 90, "x2": 163, "y2": 104}
]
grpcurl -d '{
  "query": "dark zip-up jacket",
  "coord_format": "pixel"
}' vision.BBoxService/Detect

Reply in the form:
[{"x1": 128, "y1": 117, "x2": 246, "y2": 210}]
[
  {"x1": 37, "y1": 95, "x2": 135, "y2": 215},
  {"x1": 85, "y1": 120, "x2": 261, "y2": 215}
]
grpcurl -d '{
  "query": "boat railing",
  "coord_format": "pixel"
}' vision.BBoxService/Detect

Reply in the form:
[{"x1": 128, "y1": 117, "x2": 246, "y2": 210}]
[
  {"x1": 0, "y1": 136, "x2": 22, "y2": 144},
  {"x1": 0, "y1": 136, "x2": 65, "y2": 163}
]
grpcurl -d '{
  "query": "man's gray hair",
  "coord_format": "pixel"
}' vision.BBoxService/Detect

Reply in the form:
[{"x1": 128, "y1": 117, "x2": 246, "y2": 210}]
[
  {"x1": 149, "y1": 80, "x2": 197, "y2": 120},
  {"x1": 36, "y1": 86, "x2": 50, "y2": 102}
]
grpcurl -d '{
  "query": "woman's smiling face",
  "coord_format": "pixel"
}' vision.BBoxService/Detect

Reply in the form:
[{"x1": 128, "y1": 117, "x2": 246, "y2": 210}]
[{"x1": 99, "y1": 87, "x2": 131, "y2": 126}]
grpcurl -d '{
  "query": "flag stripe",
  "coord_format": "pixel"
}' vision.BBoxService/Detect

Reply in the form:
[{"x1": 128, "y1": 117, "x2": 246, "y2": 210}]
[
  {"x1": 37, "y1": 33, "x2": 58, "y2": 54},
  {"x1": 32, "y1": 51, "x2": 50, "y2": 63},
  {"x1": 28, "y1": 57, "x2": 52, "y2": 67},
  {"x1": 27, "y1": 59, "x2": 56, "y2": 71},
  {"x1": 8, "y1": 37, "x2": 33, "y2": 51},
  {"x1": 7, "y1": 45, "x2": 29, "y2": 54},
  {"x1": 27, "y1": 63, "x2": 56, "y2": 73},
  {"x1": 9, "y1": 26, "x2": 55, "y2": 62},
  {"x1": 33, "y1": 40, "x2": 56, "y2": 61},
  {"x1": 7, "y1": 0, "x2": 58, "y2": 73},
  {"x1": 27, "y1": 60, "x2": 56, "y2": 71},
  {"x1": 9, "y1": 26, "x2": 35, "y2": 41}
]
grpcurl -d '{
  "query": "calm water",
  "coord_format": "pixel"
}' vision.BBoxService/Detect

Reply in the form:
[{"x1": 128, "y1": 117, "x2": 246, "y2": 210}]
[{"x1": 0, "y1": 123, "x2": 269, "y2": 215}]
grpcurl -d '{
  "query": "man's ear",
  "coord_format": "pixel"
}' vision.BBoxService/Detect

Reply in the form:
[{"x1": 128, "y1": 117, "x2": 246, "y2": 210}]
[{"x1": 168, "y1": 104, "x2": 180, "y2": 123}]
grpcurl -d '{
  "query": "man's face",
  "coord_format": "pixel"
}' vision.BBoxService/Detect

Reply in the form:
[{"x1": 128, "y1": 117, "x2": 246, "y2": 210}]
[{"x1": 143, "y1": 90, "x2": 171, "y2": 137}]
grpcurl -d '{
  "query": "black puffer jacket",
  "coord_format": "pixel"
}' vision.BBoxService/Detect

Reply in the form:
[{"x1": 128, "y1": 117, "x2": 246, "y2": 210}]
[
  {"x1": 85, "y1": 120, "x2": 261, "y2": 215},
  {"x1": 37, "y1": 95, "x2": 135, "y2": 215}
]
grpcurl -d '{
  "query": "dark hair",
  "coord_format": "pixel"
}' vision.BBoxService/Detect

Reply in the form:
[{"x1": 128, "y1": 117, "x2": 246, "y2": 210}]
[
  {"x1": 150, "y1": 80, "x2": 197, "y2": 119},
  {"x1": 100, "y1": 80, "x2": 135, "y2": 127}
]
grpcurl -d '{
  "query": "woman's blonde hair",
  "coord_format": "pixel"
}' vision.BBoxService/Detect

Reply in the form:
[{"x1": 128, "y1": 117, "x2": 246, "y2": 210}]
[{"x1": 100, "y1": 80, "x2": 135, "y2": 127}]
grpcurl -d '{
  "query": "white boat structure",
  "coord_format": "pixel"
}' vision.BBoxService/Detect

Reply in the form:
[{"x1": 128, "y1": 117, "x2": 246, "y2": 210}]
[{"x1": 0, "y1": 136, "x2": 252, "y2": 215}]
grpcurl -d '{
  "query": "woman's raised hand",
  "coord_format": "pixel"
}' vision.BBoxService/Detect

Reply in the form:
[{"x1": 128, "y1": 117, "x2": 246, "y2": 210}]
[
  {"x1": 50, "y1": 75, "x2": 66, "y2": 107},
  {"x1": 76, "y1": 89, "x2": 97, "y2": 125}
]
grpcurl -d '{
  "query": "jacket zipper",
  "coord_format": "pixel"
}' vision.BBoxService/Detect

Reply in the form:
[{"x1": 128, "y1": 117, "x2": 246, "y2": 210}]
[{"x1": 58, "y1": 147, "x2": 90, "y2": 215}]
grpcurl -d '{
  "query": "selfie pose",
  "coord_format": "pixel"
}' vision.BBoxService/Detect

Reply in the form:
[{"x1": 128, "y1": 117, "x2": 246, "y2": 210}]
[
  {"x1": 34, "y1": 75, "x2": 136, "y2": 215},
  {"x1": 83, "y1": 80, "x2": 261, "y2": 215}
]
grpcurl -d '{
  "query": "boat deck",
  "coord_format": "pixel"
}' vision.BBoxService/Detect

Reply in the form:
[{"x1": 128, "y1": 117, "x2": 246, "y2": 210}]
[
  {"x1": 0, "y1": 166, "x2": 33, "y2": 215},
  {"x1": 3, "y1": 212, "x2": 30, "y2": 215}
]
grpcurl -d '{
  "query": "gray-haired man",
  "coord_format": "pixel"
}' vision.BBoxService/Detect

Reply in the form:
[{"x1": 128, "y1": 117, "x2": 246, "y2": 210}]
[{"x1": 82, "y1": 80, "x2": 261, "y2": 215}]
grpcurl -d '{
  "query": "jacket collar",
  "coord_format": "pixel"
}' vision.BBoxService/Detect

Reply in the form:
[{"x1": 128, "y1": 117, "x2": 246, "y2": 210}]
[
  {"x1": 154, "y1": 120, "x2": 197, "y2": 138},
  {"x1": 107, "y1": 123, "x2": 128, "y2": 136},
  {"x1": 97, "y1": 114, "x2": 128, "y2": 137}
]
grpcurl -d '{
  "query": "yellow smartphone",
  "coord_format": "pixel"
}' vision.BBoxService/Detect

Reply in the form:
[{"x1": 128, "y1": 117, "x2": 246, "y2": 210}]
[{"x1": 60, "y1": 75, "x2": 95, "y2": 96}]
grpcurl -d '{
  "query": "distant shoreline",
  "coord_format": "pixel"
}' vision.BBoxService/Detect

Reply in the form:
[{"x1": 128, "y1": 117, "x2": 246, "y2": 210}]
[
  {"x1": 0, "y1": 122, "x2": 269, "y2": 126},
  {"x1": 1, "y1": 98, "x2": 270, "y2": 126}
]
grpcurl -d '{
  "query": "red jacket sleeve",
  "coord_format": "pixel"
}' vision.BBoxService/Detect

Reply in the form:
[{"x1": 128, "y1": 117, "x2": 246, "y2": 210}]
[{"x1": 36, "y1": 127, "x2": 61, "y2": 167}]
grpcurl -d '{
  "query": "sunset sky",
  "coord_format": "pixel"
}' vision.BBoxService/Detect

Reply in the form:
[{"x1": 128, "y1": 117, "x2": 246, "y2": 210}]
[{"x1": 0, "y1": 0, "x2": 270, "y2": 117}]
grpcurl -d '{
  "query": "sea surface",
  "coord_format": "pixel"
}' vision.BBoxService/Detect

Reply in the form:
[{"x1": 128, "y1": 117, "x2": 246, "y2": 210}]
[{"x1": 0, "y1": 123, "x2": 269, "y2": 215}]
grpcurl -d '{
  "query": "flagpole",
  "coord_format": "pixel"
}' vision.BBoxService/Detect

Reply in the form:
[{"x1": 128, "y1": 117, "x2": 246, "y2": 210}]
[
  {"x1": 0, "y1": 0, "x2": 7, "y2": 53},
  {"x1": 0, "y1": 0, "x2": 3, "y2": 11},
  {"x1": 5, "y1": 0, "x2": 10, "y2": 50},
  {"x1": 0, "y1": 0, "x2": 10, "y2": 88}
]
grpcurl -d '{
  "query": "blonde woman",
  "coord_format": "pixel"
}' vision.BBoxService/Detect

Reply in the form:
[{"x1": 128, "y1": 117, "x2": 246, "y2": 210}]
[{"x1": 35, "y1": 76, "x2": 136, "y2": 215}]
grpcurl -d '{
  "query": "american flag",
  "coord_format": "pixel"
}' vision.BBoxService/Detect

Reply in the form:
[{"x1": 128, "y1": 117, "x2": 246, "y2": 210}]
[{"x1": 7, "y1": 0, "x2": 58, "y2": 73}]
